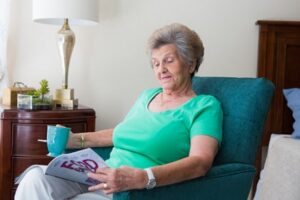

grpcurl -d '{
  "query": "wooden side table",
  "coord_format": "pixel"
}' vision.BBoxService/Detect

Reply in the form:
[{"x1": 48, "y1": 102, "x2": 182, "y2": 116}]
[{"x1": 0, "y1": 105, "x2": 96, "y2": 200}]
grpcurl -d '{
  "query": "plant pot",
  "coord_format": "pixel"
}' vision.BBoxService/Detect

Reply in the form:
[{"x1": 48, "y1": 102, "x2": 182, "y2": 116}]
[
  {"x1": 32, "y1": 95, "x2": 53, "y2": 110},
  {"x1": 17, "y1": 94, "x2": 53, "y2": 110}
]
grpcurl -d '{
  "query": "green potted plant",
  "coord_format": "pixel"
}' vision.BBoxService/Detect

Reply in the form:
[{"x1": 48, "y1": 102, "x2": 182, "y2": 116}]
[{"x1": 26, "y1": 79, "x2": 52, "y2": 110}]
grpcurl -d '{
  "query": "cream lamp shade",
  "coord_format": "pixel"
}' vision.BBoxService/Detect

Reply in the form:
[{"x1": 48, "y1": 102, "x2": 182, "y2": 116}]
[
  {"x1": 32, "y1": 0, "x2": 99, "y2": 26},
  {"x1": 32, "y1": 0, "x2": 99, "y2": 108}
]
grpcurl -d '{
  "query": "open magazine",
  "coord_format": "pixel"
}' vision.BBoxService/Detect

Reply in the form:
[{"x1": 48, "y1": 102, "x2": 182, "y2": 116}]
[{"x1": 15, "y1": 148, "x2": 108, "y2": 186}]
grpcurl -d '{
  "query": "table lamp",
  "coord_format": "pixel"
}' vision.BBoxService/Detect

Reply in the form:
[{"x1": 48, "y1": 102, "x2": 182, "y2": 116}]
[{"x1": 32, "y1": 0, "x2": 99, "y2": 108}]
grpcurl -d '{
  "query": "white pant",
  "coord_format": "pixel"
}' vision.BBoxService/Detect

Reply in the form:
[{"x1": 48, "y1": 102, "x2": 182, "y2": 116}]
[{"x1": 15, "y1": 166, "x2": 112, "y2": 200}]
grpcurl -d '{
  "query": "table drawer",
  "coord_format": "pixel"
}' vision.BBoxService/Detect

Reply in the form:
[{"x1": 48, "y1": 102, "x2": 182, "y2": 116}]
[
  {"x1": 13, "y1": 157, "x2": 52, "y2": 186},
  {"x1": 13, "y1": 124, "x2": 48, "y2": 156}
]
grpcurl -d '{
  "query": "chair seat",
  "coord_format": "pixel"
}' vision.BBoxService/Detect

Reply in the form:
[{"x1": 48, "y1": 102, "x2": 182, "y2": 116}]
[{"x1": 71, "y1": 190, "x2": 111, "y2": 200}]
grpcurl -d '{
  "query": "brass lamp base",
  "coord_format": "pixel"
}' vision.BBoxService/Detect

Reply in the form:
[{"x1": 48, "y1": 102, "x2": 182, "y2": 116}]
[{"x1": 54, "y1": 88, "x2": 78, "y2": 109}]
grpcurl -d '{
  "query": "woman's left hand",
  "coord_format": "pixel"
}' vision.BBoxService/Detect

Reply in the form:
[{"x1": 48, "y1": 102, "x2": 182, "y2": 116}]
[{"x1": 87, "y1": 166, "x2": 147, "y2": 194}]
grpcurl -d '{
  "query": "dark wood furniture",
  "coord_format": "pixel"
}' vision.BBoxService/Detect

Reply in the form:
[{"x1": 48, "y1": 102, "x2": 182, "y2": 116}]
[
  {"x1": 255, "y1": 20, "x2": 300, "y2": 198},
  {"x1": 0, "y1": 105, "x2": 96, "y2": 200},
  {"x1": 257, "y1": 20, "x2": 300, "y2": 145}
]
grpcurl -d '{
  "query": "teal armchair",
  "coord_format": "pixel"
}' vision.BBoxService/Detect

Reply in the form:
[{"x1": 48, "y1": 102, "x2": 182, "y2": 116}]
[{"x1": 92, "y1": 76, "x2": 275, "y2": 200}]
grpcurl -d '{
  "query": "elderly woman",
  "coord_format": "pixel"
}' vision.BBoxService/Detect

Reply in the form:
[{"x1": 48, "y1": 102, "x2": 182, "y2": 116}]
[{"x1": 15, "y1": 23, "x2": 223, "y2": 200}]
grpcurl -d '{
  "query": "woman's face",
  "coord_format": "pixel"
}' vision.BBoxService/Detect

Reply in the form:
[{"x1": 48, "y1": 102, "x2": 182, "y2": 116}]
[{"x1": 151, "y1": 44, "x2": 193, "y2": 92}]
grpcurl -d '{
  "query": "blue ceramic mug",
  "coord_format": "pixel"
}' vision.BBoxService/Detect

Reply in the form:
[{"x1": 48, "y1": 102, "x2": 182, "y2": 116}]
[{"x1": 47, "y1": 125, "x2": 70, "y2": 157}]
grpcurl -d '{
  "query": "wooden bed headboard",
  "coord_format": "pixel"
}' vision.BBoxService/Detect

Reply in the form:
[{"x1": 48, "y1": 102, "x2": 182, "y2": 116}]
[{"x1": 257, "y1": 20, "x2": 300, "y2": 145}]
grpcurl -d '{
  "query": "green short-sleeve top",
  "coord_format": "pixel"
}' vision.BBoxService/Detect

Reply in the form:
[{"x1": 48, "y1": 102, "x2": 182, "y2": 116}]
[{"x1": 105, "y1": 88, "x2": 223, "y2": 169}]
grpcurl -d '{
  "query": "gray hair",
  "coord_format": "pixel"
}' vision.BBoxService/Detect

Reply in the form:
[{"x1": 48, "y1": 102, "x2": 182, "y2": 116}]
[{"x1": 147, "y1": 23, "x2": 204, "y2": 78}]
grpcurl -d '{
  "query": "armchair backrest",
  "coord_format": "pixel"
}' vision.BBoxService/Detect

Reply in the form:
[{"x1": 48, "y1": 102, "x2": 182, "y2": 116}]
[{"x1": 192, "y1": 77, "x2": 274, "y2": 166}]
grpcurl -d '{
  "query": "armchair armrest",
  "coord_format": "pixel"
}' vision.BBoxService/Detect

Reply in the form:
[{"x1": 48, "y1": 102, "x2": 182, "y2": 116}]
[
  {"x1": 91, "y1": 147, "x2": 113, "y2": 160},
  {"x1": 113, "y1": 163, "x2": 255, "y2": 200}
]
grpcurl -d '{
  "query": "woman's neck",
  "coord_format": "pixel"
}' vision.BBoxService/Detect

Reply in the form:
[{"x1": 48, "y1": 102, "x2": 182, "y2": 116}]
[
  {"x1": 162, "y1": 83, "x2": 195, "y2": 98},
  {"x1": 159, "y1": 86, "x2": 195, "y2": 108}
]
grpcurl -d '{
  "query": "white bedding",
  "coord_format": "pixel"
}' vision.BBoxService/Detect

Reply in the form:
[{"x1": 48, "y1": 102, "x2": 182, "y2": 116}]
[{"x1": 254, "y1": 134, "x2": 300, "y2": 200}]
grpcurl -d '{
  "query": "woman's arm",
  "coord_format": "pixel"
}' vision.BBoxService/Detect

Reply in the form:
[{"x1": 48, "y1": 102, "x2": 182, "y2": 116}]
[
  {"x1": 87, "y1": 135, "x2": 218, "y2": 194},
  {"x1": 66, "y1": 128, "x2": 114, "y2": 149}
]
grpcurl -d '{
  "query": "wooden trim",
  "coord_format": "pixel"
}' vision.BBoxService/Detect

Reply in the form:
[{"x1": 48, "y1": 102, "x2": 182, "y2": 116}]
[{"x1": 257, "y1": 20, "x2": 300, "y2": 26}]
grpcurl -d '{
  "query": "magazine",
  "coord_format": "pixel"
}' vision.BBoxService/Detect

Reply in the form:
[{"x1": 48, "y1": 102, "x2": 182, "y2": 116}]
[{"x1": 15, "y1": 148, "x2": 108, "y2": 186}]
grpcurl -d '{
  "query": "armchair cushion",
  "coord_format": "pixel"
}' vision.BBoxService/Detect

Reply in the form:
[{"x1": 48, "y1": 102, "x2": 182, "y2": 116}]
[{"x1": 192, "y1": 77, "x2": 274, "y2": 166}]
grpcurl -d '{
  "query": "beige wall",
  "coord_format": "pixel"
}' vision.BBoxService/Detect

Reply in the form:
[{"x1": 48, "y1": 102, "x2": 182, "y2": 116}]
[{"x1": 8, "y1": 0, "x2": 300, "y2": 129}]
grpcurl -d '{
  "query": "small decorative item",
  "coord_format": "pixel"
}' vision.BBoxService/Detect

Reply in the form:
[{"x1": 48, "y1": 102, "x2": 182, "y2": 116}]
[
  {"x1": 2, "y1": 82, "x2": 35, "y2": 107},
  {"x1": 17, "y1": 79, "x2": 52, "y2": 110},
  {"x1": 17, "y1": 94, "x2": 34, "y2": 109}
]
